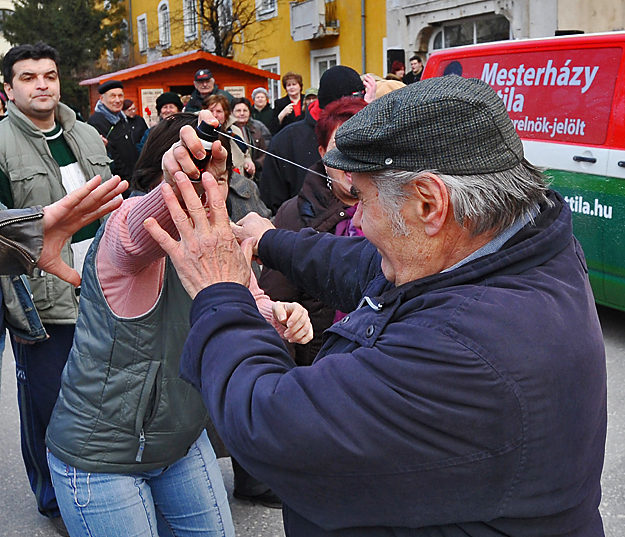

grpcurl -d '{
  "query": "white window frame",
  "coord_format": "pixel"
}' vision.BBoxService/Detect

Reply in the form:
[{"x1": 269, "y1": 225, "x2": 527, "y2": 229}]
[
  {"x1": 256, "y1": 0, "x2": 277, "y2": 21},
  {"x1": 310, "y1": 46, "x2": 340, "y2": 88},
  {"x1": 137, "y1": 13, "x2": 148, "y2": 53},
  {"x1": 429, "y1": 15, "x2": 511, "y2": 51},
  {"x1": 183, "y1": 0, "x2": 198, "y2": 40},
  {"x1": 258, "y1": 56, "x2": 280, "y2": 104},
  {"x1": 158, "y1": 0, "x2": 171, "y2": 49}
]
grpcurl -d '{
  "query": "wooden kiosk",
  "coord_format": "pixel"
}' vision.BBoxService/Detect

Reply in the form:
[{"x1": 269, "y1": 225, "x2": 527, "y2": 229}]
[{"x1": 81, "y1": 50, "x2": 280, "y2": 126}]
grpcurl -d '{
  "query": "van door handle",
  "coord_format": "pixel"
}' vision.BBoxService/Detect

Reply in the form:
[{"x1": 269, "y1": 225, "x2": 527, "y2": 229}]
[
  {"x1": 618, "y1": 161, "x2": 625, "y2": 168},
  {"x1": 573, "y1": 155, "x2": 597, "y2": 163}
]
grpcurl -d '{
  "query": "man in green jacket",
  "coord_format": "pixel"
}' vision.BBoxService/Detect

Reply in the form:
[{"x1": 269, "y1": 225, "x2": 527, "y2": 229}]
[{"x1": 0, "y1": 42, "x2": 112, "y2": 537}]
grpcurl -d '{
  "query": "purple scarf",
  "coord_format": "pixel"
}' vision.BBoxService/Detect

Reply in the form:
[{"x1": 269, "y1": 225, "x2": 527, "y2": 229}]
[{"x1": 334, "y1": 205, "x2": 364, "y2": 237}]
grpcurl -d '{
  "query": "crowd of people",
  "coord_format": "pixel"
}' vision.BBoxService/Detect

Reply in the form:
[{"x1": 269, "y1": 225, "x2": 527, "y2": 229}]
[{"x1": 0, "y1": 39, "x2": 609, "y2": 537}]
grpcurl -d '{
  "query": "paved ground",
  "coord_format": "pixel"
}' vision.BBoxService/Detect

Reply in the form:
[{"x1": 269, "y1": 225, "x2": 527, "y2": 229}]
[
  {"x1": 0, "y1": 338, "x2": 285, "y2": 537},
  {"x1": 0, "y1": 304, "x2": 623, "y2": 535}
]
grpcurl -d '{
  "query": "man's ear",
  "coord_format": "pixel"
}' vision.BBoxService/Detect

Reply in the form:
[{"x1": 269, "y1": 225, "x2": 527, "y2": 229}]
[
  {"x1": 4, "y1": 82, "x2": 13, "y2": 101},
  {"x1": 409, "y1": 173, "x2": 449, "y2": 237}
]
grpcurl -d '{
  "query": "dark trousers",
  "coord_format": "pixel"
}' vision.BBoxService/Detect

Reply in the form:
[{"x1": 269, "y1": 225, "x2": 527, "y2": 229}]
[
  {"x1": 12, "y1": 323, "x2": 75, "y2": 519},
  {"x1": 232, "y1": 457, "x2": 270, "y2": 496}
]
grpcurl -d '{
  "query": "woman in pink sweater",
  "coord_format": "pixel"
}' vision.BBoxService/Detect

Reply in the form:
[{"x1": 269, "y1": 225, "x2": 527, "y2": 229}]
[
  {"x1": 47, "y1": 114, "x2": 312, "y2": 537},
  {"x1": 100, "y1": 114, "x2": 308, "y2": 335}
]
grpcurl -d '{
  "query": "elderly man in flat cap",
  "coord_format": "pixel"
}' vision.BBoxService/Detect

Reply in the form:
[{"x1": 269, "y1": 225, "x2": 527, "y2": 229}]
[
  {"x1": 88, "y1": 79, "x2": 138, "y2": 185},
  {"x1": 0, "y1": 42, "x2": 115, "y2": 536},
  {"x1": 148, "y1": 76, "x2": 607, "y2": 537}
]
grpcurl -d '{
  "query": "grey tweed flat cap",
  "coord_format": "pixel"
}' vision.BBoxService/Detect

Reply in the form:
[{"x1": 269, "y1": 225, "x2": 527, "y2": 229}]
[{"x1": 323, "y1": 75, "x2": 524, "y2": 175}]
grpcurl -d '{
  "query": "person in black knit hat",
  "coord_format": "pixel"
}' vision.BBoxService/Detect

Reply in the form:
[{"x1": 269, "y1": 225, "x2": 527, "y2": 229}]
[
  {"x1": 156, "y1": 91, "x2": 183, "y2": 120},
  {"x1": 136, "y1": 92, "x2": 184, "y2": 154}
]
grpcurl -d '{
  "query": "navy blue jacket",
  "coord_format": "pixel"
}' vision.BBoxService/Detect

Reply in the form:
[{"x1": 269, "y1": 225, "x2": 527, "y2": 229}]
[{"x1": 180, "y1": 191, "x2": 607, "y2": 536}]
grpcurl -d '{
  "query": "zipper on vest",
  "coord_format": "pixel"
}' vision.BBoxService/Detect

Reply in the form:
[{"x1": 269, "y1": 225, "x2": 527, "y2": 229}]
[{"x1": 135, "y1": 429, "x2": 146, "y2": 462}]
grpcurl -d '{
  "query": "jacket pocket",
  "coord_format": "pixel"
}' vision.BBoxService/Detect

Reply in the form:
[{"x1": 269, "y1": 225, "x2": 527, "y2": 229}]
[
  {"x1": 85, "y1": 154, "x2": 113, "y2": 181},
  {"x1": 0, "y1": 275, "x2": 48, "y2": 341},
  {"x1": 7, "y1": 164, "x2": 48, "y2": 182},
  {"x1": 134, "y1": 361, "x2": 162, "y2": 436},
  {"x1": 28, "y1": 271, "x2": 58, "y2": 311},
  {"x1": 5, "y1": 164, "x2": 52, "y2": 208}
]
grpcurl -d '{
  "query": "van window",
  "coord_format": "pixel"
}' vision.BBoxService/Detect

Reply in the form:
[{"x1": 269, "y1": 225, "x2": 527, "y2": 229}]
[{"x1": 433, "y1": 47, "x2": 622, "y2": 145}]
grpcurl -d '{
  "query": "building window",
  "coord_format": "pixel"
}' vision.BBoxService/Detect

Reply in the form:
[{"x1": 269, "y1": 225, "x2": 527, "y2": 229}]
[
  {"x1": 258, "y1": 57, "x2": 280, "y2": 104},
  {"x1": 256, "y1": 0, "x2": 277, "y2": 20},
  {"x1": 310, "y1": 46, "x2": 340, "y2": 88},
  {"x1": 137, "y1": 14, "x2": 148, "y2": 53},
  {"x1": 431, "y1": 15, "x2": 510, "y2": 50},
  {"x1": 0, "y1": 8, "x2": 12, "y2": 31},
  {"x1": 119, "y1": 19, "x2": 130, "y2": 57},
  {"x1": 158, "y1": 1, "x2": 171, "y2": 49},
  {"x1": 183, "y1": 0, "x2": 197, "y2": 40},
  {"x1": 219, "y1": 0, "x2": 233, "y2": 27}
]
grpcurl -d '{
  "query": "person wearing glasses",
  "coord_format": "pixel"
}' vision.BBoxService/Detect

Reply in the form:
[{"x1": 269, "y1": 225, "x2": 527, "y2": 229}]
[{"x1": 122, "y1": 99, "x2": 148, "y2": 146}]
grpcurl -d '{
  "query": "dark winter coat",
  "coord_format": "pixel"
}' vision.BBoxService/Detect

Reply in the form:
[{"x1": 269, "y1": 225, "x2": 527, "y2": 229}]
[
  {"x1": 403, "y1": 70, "x2": 422, "y2": 84},
  {"x1": 180, "y1": 191, "x2": 607, "y2": 536},
  {"x1": 126, "y1": 115, "x2": 149, "y2": 145},
  {"x1": 252, "y1": 104, "x2": 273, "y2": 130},
  {"x1": 88, "y1": 112, "x2": 138, "y2": 183},
  {"x1": 184, "y1": 86, "x2": 235, "y2": 114},
  {"x1": 259, "y1": 112, "x2": 320, "y2": 214},
  {"x1": 259, "y1": 160, "x2": 352, "y2": 365},
  {"x1": 269, "y1": 94, "x2": 304, "y2": 135},
  {"x1": 239, "y1": 119, "x2": 271, "y2": 181}
]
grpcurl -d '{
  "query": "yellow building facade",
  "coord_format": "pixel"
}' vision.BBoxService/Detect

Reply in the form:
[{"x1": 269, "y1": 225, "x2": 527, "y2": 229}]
[{"x1": 126, "y1": 0, "x2": 386, "y2": 99}]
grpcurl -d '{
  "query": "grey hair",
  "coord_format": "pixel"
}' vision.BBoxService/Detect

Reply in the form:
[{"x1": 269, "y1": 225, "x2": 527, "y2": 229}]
[{"x1": 368, "y1": 159, "x2": 552, "y2": 237}]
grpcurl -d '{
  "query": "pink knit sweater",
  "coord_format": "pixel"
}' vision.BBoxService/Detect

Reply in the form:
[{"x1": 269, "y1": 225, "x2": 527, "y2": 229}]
[{"x1": 96, "y1": 183, "x2": 280, "y2": 331}]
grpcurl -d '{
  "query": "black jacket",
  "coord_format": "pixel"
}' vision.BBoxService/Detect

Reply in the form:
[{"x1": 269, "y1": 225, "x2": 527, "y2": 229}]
[
  {"x1": 269, "y1": 94, "x2": 304, "y2": 135},
  {"x1": 403, "y1": 70, "x2": 422, "y2": 84},
  {"x1": 0, "y1": 206, "x2": 43, "y2": 275},
  {"x1": 259, "y1": 112, "x2": 320, "y2": 214},
  {"x1": 184, "y1": 86, "x2": 235, "y2": 113},
  {"x1": 88, "y1": 112, "x2": 138, "y2": 183},
  {"x1": 126, "y1": 115, "x2": 148, "y2": 145},
  {"x1": 252, "y1": 105, "x2": 273, "y2": 130}
]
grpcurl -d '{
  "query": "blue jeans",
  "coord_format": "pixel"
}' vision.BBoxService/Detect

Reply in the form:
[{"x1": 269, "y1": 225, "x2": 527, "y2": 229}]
[{"x1": 48, "y1": 431, "x2": 235, "y2": 537}]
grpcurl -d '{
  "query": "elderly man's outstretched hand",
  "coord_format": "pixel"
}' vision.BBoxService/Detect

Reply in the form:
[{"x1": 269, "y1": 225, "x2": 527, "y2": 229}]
[
  {"x1": 144, "y1": 171, "x2": 252, "y2": 299},
  {"x1": 231, "y1": 213, "x2": 276, "y2": 257}
]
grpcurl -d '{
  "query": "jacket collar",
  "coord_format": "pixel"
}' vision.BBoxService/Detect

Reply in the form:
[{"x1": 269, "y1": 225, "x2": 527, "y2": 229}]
[
  {"x1": 229, "y1": 172, "x2": 255, "y2": 199},
  {"x1": 376, "y1": 190, "x2": 571, "y2": 307},
  {"x1": 7, "y1": 99, "x2": 76, "y2": 136}
]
